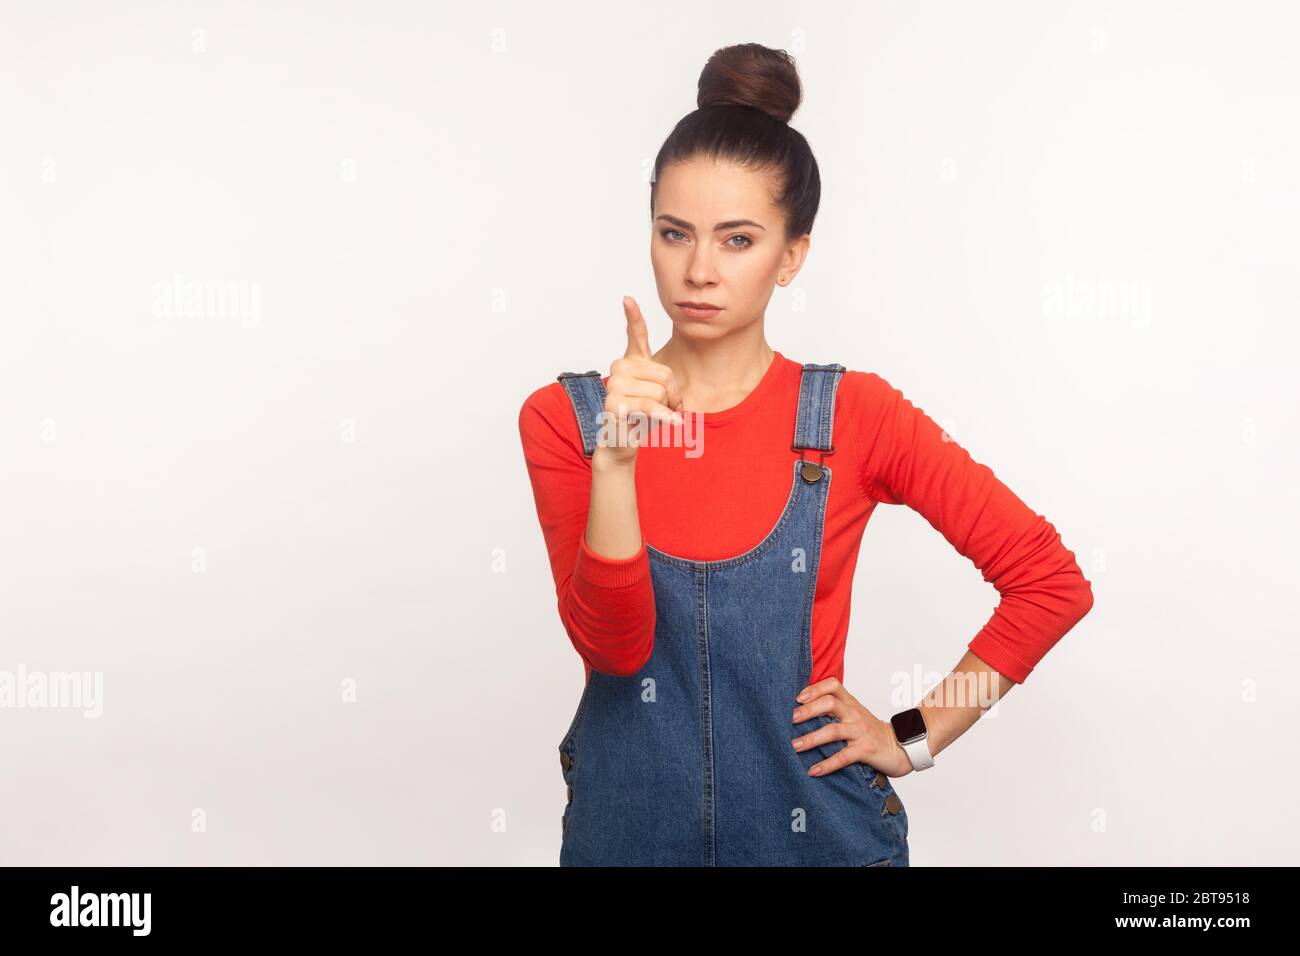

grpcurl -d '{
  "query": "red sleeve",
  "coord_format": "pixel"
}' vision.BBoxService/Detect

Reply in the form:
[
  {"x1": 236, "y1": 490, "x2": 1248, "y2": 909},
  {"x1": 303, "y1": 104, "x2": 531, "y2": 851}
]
[
  {"x1": 517, "y1": 382, "x2": 656, "y2": 678},
  {"x1": 853, "y1": 372, "x2": 1094, "y2": 683}
]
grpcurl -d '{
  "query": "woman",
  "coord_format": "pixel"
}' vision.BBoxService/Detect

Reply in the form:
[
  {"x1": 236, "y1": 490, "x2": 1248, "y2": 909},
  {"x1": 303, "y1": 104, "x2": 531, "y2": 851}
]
[{"x1": 518, "y1": 43, "x2": 1094, "y2": 866}]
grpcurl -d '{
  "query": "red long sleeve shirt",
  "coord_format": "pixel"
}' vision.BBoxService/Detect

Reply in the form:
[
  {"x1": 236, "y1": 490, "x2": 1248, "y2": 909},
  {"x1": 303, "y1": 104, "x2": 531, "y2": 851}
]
[{"x1": 518, "y1": 350, "x2": 1093, "y2": 686}]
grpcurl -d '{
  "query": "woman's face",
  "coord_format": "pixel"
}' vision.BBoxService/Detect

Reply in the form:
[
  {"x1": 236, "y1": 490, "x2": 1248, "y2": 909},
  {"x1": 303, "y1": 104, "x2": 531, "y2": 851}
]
[{"x1": 650, "y1": 154, "x2": 809, "y2": 340}]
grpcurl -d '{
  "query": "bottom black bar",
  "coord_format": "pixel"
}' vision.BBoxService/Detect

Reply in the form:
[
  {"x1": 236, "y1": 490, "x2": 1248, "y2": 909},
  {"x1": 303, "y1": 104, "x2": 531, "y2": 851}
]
[{"x1": 0, "y1": 866, "x2": 1277, "y2": 942}]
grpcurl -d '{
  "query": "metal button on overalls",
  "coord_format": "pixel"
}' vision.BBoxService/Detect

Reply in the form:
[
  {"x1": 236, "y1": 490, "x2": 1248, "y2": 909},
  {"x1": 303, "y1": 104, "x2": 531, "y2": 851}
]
[{"x1": 553, "y1": 362, "x2": 910, "y2": 866}]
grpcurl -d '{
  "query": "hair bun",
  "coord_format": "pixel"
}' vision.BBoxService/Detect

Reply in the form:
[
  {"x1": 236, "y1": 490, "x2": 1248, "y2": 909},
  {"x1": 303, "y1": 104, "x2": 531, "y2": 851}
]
[{"x1": 696, "y1": 43, "x2": 802, "y2": 124}]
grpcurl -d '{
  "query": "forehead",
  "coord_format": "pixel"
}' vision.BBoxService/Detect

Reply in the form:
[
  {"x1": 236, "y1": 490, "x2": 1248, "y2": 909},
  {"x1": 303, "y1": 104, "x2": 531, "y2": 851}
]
[{"x1": 655, "y1": 155, "x2": 781, "y2": 223}]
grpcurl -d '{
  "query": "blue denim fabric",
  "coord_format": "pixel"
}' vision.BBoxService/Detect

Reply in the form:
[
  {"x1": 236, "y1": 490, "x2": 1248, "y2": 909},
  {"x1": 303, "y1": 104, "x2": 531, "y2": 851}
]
[{"x1": 554, "y1": 363, "x2": 909, "y2": 866}]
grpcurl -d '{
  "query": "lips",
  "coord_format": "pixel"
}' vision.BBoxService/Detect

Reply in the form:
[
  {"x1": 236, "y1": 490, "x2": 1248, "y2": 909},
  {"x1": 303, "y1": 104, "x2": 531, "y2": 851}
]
[{"x1": 677, "y1": 301, "x2": 722, "y2": 318}]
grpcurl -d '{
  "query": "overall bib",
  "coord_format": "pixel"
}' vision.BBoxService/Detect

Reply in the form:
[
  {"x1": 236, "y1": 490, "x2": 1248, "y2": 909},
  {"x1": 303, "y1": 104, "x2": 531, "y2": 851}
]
[{"x1": 553, "y1": 362, "x2": 909, "y2": 867}]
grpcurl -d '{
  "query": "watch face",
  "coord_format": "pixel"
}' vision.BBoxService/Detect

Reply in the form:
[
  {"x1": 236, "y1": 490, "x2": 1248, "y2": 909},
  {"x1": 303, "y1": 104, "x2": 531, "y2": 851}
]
[{"x1": 891, "y1": 708, "x2": 926, "y2": 744}]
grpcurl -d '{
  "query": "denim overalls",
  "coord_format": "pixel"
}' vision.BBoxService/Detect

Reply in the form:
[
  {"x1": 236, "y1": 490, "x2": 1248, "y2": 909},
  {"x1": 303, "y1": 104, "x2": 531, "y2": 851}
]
[{"x1": 553, "y1": 361, "x2": 909, "y2": 867}]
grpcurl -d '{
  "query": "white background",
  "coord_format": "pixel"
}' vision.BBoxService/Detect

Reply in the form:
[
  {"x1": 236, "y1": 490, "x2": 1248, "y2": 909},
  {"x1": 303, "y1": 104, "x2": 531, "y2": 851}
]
[{"x1": 1, "y1": 0, "x2": 1296, "y2": 865}]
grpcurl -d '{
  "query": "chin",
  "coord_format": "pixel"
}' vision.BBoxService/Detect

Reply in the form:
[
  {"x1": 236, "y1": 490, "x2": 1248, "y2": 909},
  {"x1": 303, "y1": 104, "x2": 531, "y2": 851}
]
[{"x1": 671, "y1": 322, "x2": 738, "y2": 341}]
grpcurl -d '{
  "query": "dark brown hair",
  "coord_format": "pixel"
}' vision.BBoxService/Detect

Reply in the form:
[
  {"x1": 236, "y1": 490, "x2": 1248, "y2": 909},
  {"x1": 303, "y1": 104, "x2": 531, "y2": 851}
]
[{"x1": 650, "y1": 43, "x2": 821, "y2": 241}]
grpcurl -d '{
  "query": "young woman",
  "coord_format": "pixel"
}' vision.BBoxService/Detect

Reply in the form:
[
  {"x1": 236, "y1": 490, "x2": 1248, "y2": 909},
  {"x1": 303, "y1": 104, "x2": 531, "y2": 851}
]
[{"x1": 518, "y1": 43, "x2": 1094, "y2": 867}]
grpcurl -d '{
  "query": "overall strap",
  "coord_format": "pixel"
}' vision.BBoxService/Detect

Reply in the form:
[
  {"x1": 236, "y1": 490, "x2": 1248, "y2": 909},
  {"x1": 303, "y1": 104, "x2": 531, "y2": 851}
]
[
  {"x1": 792, "y1": 362, "x2": 846, "y2": 454},
  {"x1": 792, "y1": 362, "x2": 845, "y2": 483},
  {"x1": 556, "y1": 370, "x2": 606, "y2": 458}
]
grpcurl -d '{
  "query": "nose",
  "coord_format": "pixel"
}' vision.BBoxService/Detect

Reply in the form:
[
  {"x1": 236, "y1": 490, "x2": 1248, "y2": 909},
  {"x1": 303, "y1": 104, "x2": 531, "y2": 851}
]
[{"x1": 686, "y1": 245, "x2": 719, "y2": 288}]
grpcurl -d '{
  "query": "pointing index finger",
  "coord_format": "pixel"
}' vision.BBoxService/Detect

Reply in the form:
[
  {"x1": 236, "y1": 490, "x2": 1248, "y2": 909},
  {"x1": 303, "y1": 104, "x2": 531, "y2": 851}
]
[{"x1": 623, "y1": 296, "x2": 652, "y2": 360}]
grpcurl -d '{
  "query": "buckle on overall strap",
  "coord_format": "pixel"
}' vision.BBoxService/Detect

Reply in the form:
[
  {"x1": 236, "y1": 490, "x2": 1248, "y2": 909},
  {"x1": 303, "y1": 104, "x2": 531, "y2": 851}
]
[{"x1": 792, "y1": 442, "x2": 835, "y2": 483}]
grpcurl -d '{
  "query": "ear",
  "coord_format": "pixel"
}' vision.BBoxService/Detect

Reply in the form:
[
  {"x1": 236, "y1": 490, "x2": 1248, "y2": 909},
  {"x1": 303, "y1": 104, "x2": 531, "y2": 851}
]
[{"x1": 780, "y1": 233, "x2": 811, "y2": 283}]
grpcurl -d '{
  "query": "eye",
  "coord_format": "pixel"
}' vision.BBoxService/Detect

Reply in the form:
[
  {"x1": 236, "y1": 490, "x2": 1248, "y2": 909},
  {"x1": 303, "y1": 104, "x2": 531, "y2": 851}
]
[
  {"x1": 660, "y1": 228, "x2": 688, "y2": 242},
  {"x1": 726, "y1": 234, "x2": 754, "y2": 249}
]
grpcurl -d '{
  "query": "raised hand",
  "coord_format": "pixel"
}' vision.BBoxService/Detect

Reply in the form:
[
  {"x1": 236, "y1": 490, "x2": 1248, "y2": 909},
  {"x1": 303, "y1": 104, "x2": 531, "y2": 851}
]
[{"x1": 595, "y1": 296, "x2": 685, "y2": 467}]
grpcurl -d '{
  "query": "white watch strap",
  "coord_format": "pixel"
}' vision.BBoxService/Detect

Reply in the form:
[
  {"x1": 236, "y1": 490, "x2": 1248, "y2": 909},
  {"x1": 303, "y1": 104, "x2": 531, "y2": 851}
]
[{"x1": 901, "y1": 733, "x2": 935, "y2": 771}]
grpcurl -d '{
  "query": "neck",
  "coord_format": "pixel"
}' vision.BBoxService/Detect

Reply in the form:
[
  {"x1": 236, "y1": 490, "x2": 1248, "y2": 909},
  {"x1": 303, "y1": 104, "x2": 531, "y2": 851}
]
[{"x1": 655, "y1": 333, "x2": 776, "y2": 414}]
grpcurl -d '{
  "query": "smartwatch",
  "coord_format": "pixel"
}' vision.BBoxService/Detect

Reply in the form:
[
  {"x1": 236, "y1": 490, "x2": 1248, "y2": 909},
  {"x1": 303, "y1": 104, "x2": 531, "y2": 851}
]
[{"x1": 891, "y1": 707, "x2": 935, "y2": 771}]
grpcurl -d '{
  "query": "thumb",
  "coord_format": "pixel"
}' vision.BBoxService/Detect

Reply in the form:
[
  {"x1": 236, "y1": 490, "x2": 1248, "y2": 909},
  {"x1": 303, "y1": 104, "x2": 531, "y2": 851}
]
[{"x1": 623, "y1": 296, "x2": 652, "y2": 360}]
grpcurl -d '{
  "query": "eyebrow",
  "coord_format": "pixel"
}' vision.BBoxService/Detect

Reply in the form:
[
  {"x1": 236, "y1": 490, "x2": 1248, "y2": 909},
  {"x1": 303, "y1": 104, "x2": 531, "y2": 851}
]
[{"x1": 655, "y1": 214, "x2": 767, "y2": 232}]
